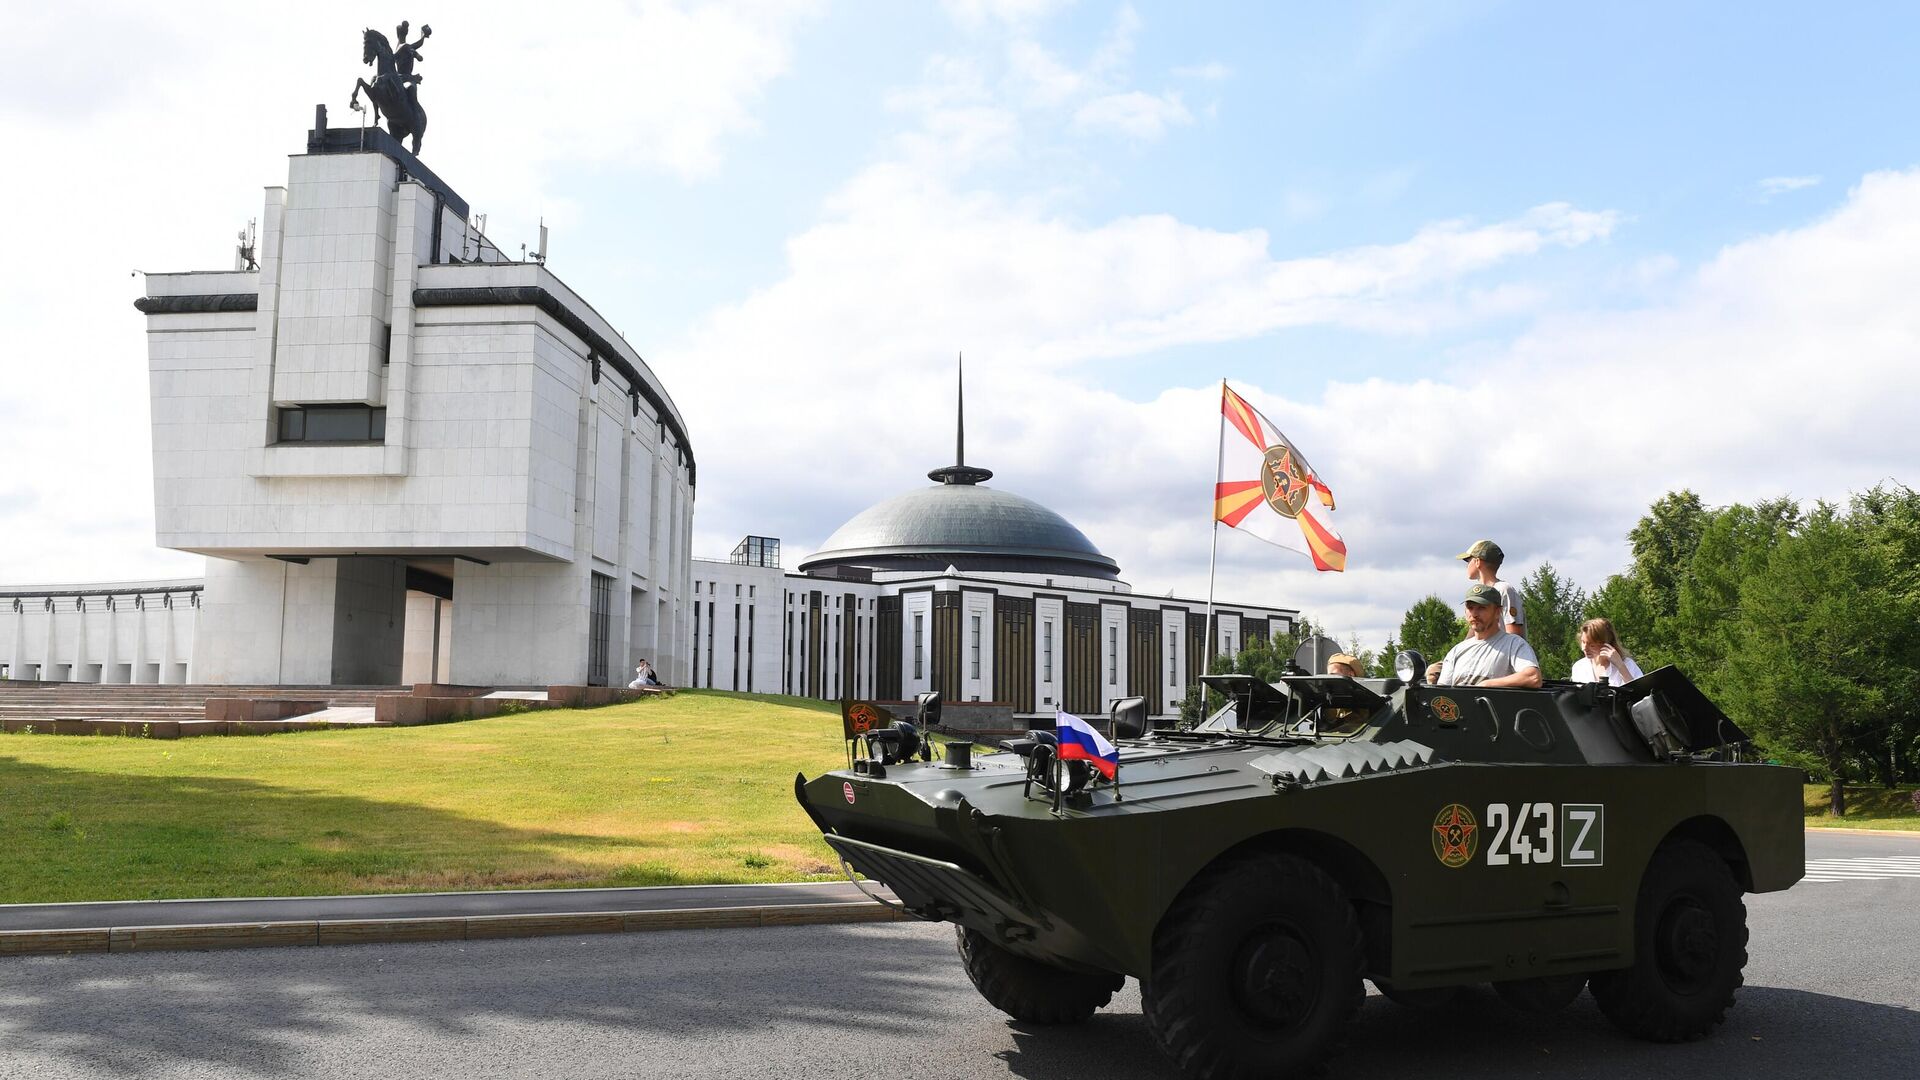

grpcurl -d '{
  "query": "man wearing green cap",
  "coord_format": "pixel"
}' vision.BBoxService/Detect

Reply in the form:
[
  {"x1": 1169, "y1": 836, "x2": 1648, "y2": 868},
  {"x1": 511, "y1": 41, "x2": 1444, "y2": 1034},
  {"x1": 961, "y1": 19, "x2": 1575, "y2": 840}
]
[
  {"x1": 1425, "y1": 583, "x2": 1542, "y2": 687},
  {"x1": 1459, "y1": 539, "x2": 1526, "y2": 637}
]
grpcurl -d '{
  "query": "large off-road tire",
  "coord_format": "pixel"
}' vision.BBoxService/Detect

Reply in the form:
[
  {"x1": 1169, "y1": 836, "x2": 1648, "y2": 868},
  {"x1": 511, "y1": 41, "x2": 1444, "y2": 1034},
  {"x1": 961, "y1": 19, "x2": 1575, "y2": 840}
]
[
  {"x1": 1143, "y1": 853, "x2": 1365, "y2": 1079},
  {"x1": 1589, "y1": 839, "x2": 1747, "y2": 1042},
  {"x1": 955, "y1": 927, "x2": 1123, "y2": 1025}
]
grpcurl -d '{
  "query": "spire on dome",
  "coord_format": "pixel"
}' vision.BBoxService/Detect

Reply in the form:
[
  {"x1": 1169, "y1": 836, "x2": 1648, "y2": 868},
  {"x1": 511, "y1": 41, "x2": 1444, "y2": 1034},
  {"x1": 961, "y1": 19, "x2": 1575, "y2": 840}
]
[{"x1": 928, "y1": 352, "x2": 994, "y2": 485}]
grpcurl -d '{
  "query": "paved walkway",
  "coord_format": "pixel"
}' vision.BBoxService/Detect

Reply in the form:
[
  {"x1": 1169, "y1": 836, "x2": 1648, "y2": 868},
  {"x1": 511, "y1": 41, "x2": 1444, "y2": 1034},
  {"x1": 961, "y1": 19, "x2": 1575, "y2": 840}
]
[{"x1": 0, "y1": 881, "x2": 880, "y2": 933}]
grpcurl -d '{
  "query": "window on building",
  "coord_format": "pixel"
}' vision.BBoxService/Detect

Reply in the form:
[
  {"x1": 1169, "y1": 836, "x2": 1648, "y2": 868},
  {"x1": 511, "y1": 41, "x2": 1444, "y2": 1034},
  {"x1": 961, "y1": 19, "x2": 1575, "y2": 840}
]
[
  {"x1": 275, "y1": 405, "x2": 386, "y2": 443},
  {"x1": 1043, "y1": 621, "x2": 1053, "y2": 681},
  {"x1": 970, "y1": 615, "x2": 981, "y2": 680},
  {"x1": 735, "y1": 584, "x2": 741, "y2": 597},
  {"x1": 1168, "y1": 629, "x2": 1177, "y2": 683},
  {"x1": 1108, "y1": 625, "x2": 1118, "y2": 685},
  {"x1": 587, "y1": 573, "x2": 612, "y2": 687},
  {"x1": 913, "y1": 613, "x2": 924, "y2": 679}
]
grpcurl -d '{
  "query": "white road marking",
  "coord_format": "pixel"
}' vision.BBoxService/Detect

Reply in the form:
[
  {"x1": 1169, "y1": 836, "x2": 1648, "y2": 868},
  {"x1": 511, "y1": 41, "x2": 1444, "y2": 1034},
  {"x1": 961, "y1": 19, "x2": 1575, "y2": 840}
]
[{"x1": 1801, "y1": 855, "x2": 1920, "y2": 883}]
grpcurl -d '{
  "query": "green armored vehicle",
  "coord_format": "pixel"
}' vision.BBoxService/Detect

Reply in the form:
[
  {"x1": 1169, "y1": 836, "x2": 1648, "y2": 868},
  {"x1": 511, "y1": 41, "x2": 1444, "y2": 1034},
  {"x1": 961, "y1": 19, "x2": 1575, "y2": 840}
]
[{"x1": 795, "y1": 658, "x2": 1804, "y2": 1078}]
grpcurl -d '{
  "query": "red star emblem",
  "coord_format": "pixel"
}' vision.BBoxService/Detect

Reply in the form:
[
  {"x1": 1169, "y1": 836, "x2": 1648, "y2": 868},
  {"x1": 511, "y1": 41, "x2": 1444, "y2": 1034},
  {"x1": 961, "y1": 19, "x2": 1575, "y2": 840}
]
[{"x1": 1433, "y1": 804, "x2": 1478, "y2": 867}]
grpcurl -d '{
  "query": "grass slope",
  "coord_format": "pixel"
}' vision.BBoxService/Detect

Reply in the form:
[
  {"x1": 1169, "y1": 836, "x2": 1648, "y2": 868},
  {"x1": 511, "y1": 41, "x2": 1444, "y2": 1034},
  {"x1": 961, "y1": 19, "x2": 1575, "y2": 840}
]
[
  {"x1": 1802, "y1": 784, "x2": 1920, "y2": 830},
  {"x1": 0, "y1": 691, "x2": 851, "y2": 904}
]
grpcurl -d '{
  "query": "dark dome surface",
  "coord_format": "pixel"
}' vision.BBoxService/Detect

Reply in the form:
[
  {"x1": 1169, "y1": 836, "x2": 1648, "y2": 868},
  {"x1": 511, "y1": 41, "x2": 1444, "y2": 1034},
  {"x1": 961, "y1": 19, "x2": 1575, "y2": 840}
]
[{"x1": 800, "y1": 484, "x2": 1121, "y2": 580}]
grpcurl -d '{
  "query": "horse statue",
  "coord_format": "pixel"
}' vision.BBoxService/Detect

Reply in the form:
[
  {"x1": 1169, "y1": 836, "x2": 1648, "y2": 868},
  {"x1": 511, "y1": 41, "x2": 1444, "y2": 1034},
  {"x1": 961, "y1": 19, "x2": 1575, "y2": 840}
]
[{"x1": 349, "y1": 22, "x2": 430, "y2": 154}]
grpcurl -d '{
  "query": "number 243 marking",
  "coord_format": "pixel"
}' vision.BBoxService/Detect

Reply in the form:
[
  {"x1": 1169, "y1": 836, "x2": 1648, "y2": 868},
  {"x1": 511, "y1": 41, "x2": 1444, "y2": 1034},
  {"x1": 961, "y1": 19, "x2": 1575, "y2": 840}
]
[
  {"x1": 1484, "y1": 803, "x2": 1604, "y2": 867},
  {"x1": 1485, "y1": 803, "x2": 1553, "y2": 866}
]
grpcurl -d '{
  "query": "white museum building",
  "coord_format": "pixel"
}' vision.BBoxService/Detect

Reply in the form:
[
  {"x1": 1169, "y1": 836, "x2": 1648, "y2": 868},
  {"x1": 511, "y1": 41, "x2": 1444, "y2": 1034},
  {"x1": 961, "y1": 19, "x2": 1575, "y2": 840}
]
[{"x1": 3, "y1": 118, "x2": 696, "y2": 687}]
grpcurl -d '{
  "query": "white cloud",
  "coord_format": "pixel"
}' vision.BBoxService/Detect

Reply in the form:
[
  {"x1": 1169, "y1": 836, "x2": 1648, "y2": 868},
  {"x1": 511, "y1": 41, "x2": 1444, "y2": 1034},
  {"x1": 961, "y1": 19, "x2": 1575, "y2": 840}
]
[
  {"x1": 943, "y1": 0, "x2": 1078, "y2": 31},
  {"x1": 1071, "y1": 89, "x2": 1193, "y2": 140},
  {"x1": 1757, "y1": 174, "x2": 1822, "y2": 198}
]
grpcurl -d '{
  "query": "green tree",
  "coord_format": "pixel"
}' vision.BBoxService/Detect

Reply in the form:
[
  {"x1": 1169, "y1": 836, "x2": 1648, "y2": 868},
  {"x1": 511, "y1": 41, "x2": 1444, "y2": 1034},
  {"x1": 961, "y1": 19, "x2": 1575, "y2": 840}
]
[
  {"x1": 1519, "y1": 561, "x2": 1586, "y2": 680},
  {"x1": 1397, "y1": 596, "x2": 1465, "y2": 668},
  {"x1": 1368, "y1": 639, "x2": 1401, "y2": 679},
  {"x1": 1719, "y1": 506, "x2": 1893, "y2": 815},
  {"x1": 1585, "y1": 573, "x2": 1662, "y2": 668},
  {"x1": 1628, "y1": 489, "x2": 1710, "y2": 623},
  {"x1": 1844, "y1": 484, "x2": 1920, "y2": 785},
  {"x1": 1667, "y1": 497, "x2": 1800, "y2": 684}
]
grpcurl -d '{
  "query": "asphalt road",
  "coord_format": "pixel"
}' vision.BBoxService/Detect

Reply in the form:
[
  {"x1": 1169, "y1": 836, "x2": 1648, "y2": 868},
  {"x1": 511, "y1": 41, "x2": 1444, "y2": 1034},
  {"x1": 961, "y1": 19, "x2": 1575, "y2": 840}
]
[
  {"x1": 0, "y1": 881, "x2": 881, "y2": 932},
  {"x1": 0, "y1": 831, "x2": 1913, "y2": 1080}
]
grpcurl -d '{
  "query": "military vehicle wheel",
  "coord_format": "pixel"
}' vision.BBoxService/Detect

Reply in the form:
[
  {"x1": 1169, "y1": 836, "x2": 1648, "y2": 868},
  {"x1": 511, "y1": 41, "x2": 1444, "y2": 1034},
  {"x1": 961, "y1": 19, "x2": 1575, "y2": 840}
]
[
  {"x1": 955, "y1": 927, "x2": 1123, "y2": 1025},
  {"x1": 1590, "y1": 840, "x2": 1747, "y2": 1041},
  {"x1": 1143, "y1": 853, "x2": 1365, "y2": 1079},
  {"x1": 1493, "y1": 974, "x2": 1586, "y2": 1014}
]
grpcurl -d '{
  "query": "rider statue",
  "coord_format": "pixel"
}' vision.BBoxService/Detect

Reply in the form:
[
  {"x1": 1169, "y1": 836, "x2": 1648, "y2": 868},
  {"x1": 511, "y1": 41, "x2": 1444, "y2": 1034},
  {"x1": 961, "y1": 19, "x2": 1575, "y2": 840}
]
[
  {"x1": 350, "y1": 20, "x2": 432, "y2": 154},
  {"x1": 394, "y1": 20, "x2": 429, "y2": 99}
]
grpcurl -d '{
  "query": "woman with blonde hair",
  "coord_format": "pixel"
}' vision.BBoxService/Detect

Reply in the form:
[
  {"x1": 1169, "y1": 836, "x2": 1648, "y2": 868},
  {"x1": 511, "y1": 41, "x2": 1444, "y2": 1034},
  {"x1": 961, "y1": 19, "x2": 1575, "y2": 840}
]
[{"x1": 1570, "y1": 617, "x2": 1643, "y2": 685}]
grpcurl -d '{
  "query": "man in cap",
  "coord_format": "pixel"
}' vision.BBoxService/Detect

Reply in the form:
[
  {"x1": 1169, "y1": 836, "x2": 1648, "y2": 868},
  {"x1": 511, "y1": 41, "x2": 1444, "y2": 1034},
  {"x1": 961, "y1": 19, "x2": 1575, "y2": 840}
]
[
  {"x1": 1459, "y1": 539, "x2": 1526, "y2": 637},
  {"x1": 1425, "y1": 583, "x2": 1542, "y2": 688},
  {"x1": 1327, "y1": 653, "x2": 1363, "y2": 677}
]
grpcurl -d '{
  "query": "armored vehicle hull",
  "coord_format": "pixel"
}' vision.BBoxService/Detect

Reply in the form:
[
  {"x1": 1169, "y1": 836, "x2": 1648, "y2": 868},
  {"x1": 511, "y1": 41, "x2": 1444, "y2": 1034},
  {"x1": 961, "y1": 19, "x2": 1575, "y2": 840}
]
[{"x1": 798, "y1": 670, "x2": 1803, "y2": 1076}]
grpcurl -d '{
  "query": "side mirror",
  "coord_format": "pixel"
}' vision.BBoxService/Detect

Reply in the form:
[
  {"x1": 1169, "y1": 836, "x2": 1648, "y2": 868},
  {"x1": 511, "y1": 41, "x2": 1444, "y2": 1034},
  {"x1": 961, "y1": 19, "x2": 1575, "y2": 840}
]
[
  {"x1": 1395, "y1": 649, "x2": 1428, "y2": 685},
  {"x1": 1110, "y1": 696, "x2": 1151, "y2": 739},
  {"x1": 915, "y1": 690, "x2": 942, "y2": 728}
]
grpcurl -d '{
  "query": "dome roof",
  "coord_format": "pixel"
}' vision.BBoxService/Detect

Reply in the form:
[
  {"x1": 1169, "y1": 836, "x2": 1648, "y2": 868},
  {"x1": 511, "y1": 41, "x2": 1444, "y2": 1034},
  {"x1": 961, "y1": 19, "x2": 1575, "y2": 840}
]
[{"x1": 799, "y1": 483, "x2": 1121, "y2": 580}]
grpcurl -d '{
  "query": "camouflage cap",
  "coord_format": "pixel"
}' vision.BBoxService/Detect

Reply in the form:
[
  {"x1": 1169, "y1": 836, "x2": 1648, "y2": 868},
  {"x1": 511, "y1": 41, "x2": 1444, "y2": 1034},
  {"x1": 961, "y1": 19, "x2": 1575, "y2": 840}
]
[
  {"x1": 1457, "y1": 539, "x2": 1504, "y2": 563},
  {"x1": 1464, "y1": 583, "x2": 1503, "y2": 607}
]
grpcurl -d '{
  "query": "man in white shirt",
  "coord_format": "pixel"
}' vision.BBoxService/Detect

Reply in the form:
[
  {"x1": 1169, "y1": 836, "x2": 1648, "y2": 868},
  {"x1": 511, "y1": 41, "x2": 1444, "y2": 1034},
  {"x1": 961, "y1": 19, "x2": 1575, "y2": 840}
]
[
  {"x1": 1426, "y1": 583, "x2": 1543, "y2": 688},
  {"x1": 1458, "y1": 539, "x2": 1526, "y2": 638}
]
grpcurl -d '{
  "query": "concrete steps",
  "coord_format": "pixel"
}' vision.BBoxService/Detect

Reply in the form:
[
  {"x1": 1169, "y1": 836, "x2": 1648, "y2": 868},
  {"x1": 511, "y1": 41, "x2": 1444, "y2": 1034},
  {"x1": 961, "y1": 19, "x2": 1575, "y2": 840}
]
[{"x1": 0, "y1": 684, "x2": 395, "y2": 724}]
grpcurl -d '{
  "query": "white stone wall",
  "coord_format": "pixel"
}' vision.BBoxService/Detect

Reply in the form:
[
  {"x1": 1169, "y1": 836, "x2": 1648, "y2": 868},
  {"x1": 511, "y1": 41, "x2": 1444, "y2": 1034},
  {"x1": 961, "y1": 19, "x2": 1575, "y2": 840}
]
[
  {"x1": 1159, "y1": 604, "x2": 1189, "y2": 712},
  {"x1": 401, "y1": 592, "x2": 451, "y2": 684},
  {"x1": 269, "y1": 153, "x2": 397, "y2": 405},
  {"x1": 687, "y1": 560, "x2": 787, "y2": 693},
  {"x1": 2, "y1": 584, "x2": 199, "y2": 684},
  {"x1": 138, "y1": 146, "x2": 696, "y2": 686}
]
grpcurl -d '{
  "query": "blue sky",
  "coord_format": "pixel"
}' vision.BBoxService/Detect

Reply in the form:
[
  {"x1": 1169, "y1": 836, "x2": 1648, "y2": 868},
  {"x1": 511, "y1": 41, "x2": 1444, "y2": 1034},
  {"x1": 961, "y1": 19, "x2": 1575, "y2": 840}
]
[{"x1": 3, "y1": 0, "x2": 1918, "y2": 648}]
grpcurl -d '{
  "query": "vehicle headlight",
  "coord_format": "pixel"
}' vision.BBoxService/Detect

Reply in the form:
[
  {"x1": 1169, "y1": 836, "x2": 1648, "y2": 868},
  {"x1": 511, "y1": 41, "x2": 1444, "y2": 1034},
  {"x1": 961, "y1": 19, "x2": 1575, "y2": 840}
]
[{"x1": 1395, "y1": 649, "x2": 1428, "y2": 684}]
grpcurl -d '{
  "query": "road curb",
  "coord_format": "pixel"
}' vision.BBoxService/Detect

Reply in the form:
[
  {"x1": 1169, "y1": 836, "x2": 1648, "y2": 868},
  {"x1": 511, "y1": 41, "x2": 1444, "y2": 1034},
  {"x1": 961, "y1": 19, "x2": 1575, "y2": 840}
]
[
  {"x1": 1805, "y1": 826, "x2": 1920, "y2": 838},
  {"x1": 0, "y1": 900, "x2": 907, "y2": 959}
]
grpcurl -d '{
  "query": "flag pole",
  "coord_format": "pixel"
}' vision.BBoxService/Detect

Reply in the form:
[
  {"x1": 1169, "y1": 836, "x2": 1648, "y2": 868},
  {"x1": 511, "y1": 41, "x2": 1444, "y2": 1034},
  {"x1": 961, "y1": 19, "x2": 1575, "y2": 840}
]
[{"x1": 1203, "y1": 379, "x2": 1225, "y2": 679}]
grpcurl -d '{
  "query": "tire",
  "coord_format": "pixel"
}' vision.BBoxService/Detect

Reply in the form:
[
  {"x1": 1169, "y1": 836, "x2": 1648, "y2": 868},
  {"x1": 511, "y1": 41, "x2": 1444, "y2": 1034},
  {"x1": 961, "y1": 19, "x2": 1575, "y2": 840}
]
[
  {"x1": 1143, "y1": 853, "x2": 1365, "y2": 1079},
  {"x1": 1590, "y1": 839, "x2": 1747, "y2": 1041},
  {"x1": 955, "y1": 927, "x2": 1123, "y2": 1025}
]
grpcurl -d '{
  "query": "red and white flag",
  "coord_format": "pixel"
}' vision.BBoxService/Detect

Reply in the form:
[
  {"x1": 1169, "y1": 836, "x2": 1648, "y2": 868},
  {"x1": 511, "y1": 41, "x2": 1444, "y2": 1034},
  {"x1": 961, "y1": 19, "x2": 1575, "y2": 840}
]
[{"x1": 1213, "y1": 384, "x2": 1347, "y2": 572}]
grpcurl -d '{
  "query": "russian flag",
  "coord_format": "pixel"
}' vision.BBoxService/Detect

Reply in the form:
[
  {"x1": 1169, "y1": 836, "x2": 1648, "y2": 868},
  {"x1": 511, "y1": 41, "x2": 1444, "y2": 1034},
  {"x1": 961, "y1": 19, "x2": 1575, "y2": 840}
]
[{"x1": 1055, "y1": 711, "x2": 1119, "y2": 780}]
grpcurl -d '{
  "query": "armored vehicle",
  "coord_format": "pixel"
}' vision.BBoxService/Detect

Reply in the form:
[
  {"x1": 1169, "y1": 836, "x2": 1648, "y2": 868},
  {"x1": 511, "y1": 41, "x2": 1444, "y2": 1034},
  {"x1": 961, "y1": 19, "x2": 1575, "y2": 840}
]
[{"x1": 795, "y1": 659, "x2": 1803, "y2": 1078}]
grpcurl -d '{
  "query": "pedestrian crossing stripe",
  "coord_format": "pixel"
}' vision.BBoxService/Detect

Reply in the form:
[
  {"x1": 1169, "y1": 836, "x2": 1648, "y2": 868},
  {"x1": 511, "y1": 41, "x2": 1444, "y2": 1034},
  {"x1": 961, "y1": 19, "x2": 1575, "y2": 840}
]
[{"x1": 1801, "y1": 856, "x2": 1920, "y2": 883}]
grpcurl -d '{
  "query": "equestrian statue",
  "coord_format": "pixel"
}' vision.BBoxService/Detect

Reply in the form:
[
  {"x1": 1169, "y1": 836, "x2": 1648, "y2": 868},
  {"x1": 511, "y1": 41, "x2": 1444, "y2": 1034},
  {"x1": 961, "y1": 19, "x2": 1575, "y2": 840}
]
[{"x1": 350, "y1": 21, "x2": 431, "y2": 154}]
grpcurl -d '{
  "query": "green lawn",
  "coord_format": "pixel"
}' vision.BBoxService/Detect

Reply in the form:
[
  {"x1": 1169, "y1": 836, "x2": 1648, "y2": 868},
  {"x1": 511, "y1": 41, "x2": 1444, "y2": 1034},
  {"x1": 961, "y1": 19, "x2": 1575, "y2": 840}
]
[
  {"x1": 0, "y1": 691, "x2": 852, "y2": 904},
  {"x1": 1803, "y1": 784, "x2": 1920, "y2": 830}
]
